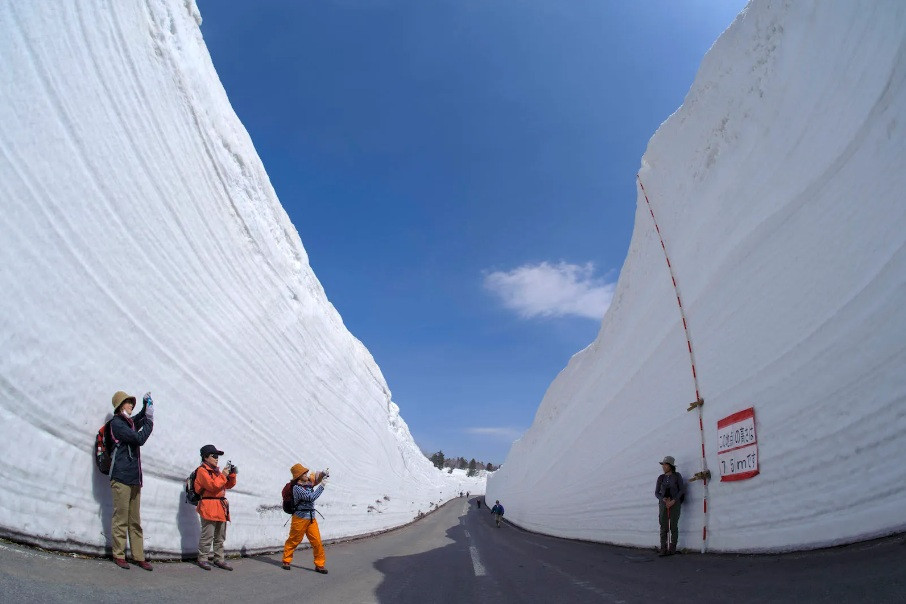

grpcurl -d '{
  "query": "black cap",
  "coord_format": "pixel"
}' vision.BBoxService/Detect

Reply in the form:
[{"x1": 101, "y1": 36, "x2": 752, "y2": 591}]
[{"x1": 200, "y1": 444, "x2": 224, "y2": 458}]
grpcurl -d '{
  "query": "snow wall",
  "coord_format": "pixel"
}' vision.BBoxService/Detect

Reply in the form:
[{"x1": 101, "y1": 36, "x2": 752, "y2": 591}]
[
  {"x1": 487, "y1": 0, "x2": 906, "y2": 553},
  {"x1": 0, "y1": 0, "x2": 482, "y2": 556}
]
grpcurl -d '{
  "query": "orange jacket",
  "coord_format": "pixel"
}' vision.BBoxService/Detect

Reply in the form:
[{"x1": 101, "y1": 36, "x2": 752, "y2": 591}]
[{"x1": 194, "y1": 462, "x2": 237, "y2": 522}]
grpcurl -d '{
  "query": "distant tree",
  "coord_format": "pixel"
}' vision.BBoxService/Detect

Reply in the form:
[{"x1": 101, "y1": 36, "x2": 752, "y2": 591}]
[
  {"x1": 457, "y1": 456, "x2": 467, "y2": 469},
  {"x1": 429, "y1": 450, "x2": 445, "y2": 470},
  {"x1": 485, "y1": 463, "x2": 493, "y2": 472},
  {"x1": 467, "y1": 458, "x2": 477, "y2": 477}
]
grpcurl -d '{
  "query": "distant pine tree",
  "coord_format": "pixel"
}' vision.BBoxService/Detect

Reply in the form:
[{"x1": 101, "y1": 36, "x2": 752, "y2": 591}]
[
  {"x1": 429, "y1": 450, "x2": 445, "y2": 470},
  {"x1": 467, "y1": 458, "x2": 477, "y2": 477}
]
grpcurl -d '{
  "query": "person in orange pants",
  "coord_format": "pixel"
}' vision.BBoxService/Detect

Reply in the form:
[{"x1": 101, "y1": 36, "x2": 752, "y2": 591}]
[{"x1": 282, "y1": 463, "x2": 329, "y2": 573}]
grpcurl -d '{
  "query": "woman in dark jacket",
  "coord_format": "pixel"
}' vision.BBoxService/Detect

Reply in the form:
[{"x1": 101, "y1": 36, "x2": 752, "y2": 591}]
[
  {"x1": 109, "y1": 390, "x2": 154, "y2": 570},
  {"x1": 655, "y1": 455, "x2": 685, "y2": 557}
]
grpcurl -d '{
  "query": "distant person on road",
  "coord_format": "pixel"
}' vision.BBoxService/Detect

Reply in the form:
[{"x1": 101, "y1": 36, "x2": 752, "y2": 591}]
[
  {"x1": 108, "y1": 390, "x2": 154, "y2": 571},
  {"x1": 655, "y1": 455, "x2": 685, "y2": 556},
  {"x1": 283, "y1": 463, "x2": 329, "y2": 574},
  {"x1": 491, "y1": 500, "x2": 505, "y2": 527},
  {"x1": 194, "y1": 444, "x2": 237, "y2": 571},
  {"x1": 476, "y1": 498, "x2": 481, "y2": 509}
]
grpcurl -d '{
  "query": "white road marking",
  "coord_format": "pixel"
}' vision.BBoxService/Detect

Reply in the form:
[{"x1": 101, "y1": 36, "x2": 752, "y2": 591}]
[
  {"x1": 462, "y1": 527, "x2": 487, "y2": 577},
  {"x1": 469, "y1": 545, "x2": 487, "y2": 576}
]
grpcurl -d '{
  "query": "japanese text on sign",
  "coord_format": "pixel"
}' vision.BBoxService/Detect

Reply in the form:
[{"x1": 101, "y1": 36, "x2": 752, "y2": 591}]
[{"x1": 717, "y1": 407, "x2": 759, "y2": 482}]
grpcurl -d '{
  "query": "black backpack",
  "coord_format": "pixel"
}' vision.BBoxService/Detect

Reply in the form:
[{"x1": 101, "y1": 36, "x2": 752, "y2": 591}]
[
  {"x1": 185, "y1": 468, "x2": 202, "y2": 506},
  {"x1": 94, "y1": 420, "x2": 114, "y2": 475}
]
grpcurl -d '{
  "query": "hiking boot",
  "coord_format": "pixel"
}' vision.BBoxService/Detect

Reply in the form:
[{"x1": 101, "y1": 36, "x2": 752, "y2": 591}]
[
  {"x1": 282, "y1": 563, "x2": 291, "y2": 570},
  {"x1": 315, "y1": 565, "x2": 328, "y2": 574},
  {"x1": 658, "y1": 538, "x2": 668, "y2": 557},
  {"x1": 113, "y1": 558, "x2": 130, "y2": 570},
  {"x1": 213, "y1": 560, "x2": 234, "y2": 571},
  {"x1": 197, "y1": 560, "x2": 212, "y2": 571},
  {"x1": 134, "y1": 560, "x2": 153, "y2": 571}
]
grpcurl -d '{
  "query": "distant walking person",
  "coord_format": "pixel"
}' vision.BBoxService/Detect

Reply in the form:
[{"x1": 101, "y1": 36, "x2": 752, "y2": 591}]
[
  {"x1": 283, "y1": 464, "x2": 329, "y2": 574},
  {"x1": 476, "y1": 498, "x2": 481, "y2": 509},
  {"x1": 108, "y1": 391, "x2": 154, "y2": 570},
  {"x1": 194, "y1": 444, "x2": 237, "y2": 571},
  {"x1": 490, "y1": 500, "x2": 505, "y2": 527},
  {"x1": 655, "y1": 455, "x2": 685, "y2": 556}
]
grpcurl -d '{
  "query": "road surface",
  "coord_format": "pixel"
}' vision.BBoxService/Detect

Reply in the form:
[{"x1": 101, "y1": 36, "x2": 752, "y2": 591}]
[{"x1": 1, "y1": 497, "x2": 904, "y2": 603}]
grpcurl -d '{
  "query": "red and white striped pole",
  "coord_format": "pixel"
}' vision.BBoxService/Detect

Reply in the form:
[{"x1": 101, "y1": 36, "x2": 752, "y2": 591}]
[{"x1": 637, "y1": 174, "x2": 710, "y2": 553}]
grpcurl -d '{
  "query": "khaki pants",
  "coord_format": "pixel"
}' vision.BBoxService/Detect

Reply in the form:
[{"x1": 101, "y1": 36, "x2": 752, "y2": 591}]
[
  {"x1": 110, "y1": 480, "x2": 144, "y2": 561},
  {"x1": 198, "y1": 518, "x2": 228, "y2": 562},
  {"x1": 283, "y1": 515, "x2": 325, "y2": 566}
]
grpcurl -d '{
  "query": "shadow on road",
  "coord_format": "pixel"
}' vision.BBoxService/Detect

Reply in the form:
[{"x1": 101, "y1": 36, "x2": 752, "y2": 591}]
[
  {"x1": 373, "y1": 504, "x2": 504, "y2": 604},
  {"x1": 242, "y1": 552, "x2": 286, "y2": 569}
]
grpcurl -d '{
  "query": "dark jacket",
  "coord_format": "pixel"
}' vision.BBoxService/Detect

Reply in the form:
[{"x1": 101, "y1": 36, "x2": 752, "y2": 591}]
[
  {"x1": 491, "y1": 504, "x2": 504, "y2": 516},
  {"x1": 109, "y1": 405, "x2": 153, "y2": 486},
  {"x1": 655, "y1": 472, "x2": 685, "y2": 504}
]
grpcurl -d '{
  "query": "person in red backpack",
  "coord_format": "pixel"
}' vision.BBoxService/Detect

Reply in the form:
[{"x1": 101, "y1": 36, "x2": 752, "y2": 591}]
[
  {"x1": 282, "y1": 463, "x2": 328, "y2": 573},
  {"x1": 108, "y1": 390, "x2": 154, "y2": 571},
  {"x1": 194, "y1": 444, "x2": 237, "y2": 571}
]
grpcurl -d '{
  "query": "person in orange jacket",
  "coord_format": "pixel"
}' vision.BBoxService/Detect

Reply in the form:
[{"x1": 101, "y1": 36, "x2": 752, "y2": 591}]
[
  {"x1": 282, "y1": 463, "x2": 328, "y2": 574},
  {"x1": 194, "y1": 444, "x2": 237, "y2": 571}
]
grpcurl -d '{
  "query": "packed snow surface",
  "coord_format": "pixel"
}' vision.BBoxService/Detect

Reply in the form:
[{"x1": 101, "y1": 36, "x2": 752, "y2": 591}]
[
  {"x1": 0, "y1": 0, "x2": 483, "y2": 556},
  {"x1": 488, "y1": 0, "x2": 906, "y2": 552}
]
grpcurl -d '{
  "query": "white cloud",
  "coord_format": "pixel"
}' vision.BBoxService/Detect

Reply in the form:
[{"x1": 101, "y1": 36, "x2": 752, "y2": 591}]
[{"x1": 483, "y1": 261, "x2": 615, "y2": 320}]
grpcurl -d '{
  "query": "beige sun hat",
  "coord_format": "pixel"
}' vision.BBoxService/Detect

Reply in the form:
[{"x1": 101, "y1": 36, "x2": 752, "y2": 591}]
[{"x1": 111, "y1": 391, "x2": 136, "y2": 410}]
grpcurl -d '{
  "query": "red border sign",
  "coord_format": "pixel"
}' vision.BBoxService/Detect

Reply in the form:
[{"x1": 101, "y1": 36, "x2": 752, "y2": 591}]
[{"x1": 717, "y1": 407, "x2": 759, "y2": 482}]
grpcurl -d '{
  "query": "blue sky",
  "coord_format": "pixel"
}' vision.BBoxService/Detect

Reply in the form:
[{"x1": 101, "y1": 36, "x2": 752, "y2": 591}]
[{"x1": 197, "y1": 0, "x2": 747, "y2": 465}]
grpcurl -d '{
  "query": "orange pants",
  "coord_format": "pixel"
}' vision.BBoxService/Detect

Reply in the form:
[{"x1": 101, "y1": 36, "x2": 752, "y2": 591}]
[{"x1": 283, "y1": 515, "x2": 325, "y2": 566}]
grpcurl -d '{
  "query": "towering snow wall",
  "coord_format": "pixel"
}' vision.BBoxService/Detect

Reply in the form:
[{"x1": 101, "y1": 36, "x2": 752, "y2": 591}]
[
  {"x1": 487, "y1": 0, "x2": 906, "y2": 552},
  {"x1": 0, "y1": 1, "x2": 479, "y2": 556}
]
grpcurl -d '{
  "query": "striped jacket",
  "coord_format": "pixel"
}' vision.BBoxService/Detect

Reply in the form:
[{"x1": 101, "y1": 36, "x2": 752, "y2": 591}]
[{"x1": 293, "y1": 483, "x2": 324, "y2": 519}]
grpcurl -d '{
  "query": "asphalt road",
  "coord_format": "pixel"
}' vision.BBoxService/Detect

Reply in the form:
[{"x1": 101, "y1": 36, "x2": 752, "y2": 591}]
[{"x1": 1, "y1": 497, "x2": 905, "y2": 603}]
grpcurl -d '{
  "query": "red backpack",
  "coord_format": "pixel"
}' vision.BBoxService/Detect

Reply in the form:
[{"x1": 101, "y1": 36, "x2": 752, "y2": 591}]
[
  {"x1": 281, "y1": 482, "x2": 296, "y2": 514},
  {"x1": 94, "y1": 420, "x2": 115, "y2": 475}
]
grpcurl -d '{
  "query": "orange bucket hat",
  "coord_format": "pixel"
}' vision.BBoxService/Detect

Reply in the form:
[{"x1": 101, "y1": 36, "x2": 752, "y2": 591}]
[{"x1": 291, "y1": 463, "x2": 309, "y2": 481}]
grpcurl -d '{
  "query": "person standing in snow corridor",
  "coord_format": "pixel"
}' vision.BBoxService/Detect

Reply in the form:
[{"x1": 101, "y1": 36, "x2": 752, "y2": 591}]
[
  {"x1": 655, "y1": 455, "x2": 685, "y2": 557},
  {"x1": 194, "y1": 444, "x2": 237, "y2": 571},
  {"x1": 283, "y1": 463, "x2": 329, "y2": 574},
  {"x1": 108, "y1": 390, "x2": 154, "y2": 570},
  {"x1": 490, "y1": 500, "x2": 505, "y2": 527}
]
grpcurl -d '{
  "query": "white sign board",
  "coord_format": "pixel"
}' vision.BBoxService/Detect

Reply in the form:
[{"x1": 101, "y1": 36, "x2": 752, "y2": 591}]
[{"x1": 717, "y1": 407, "x2": 759, "y2": 482}]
